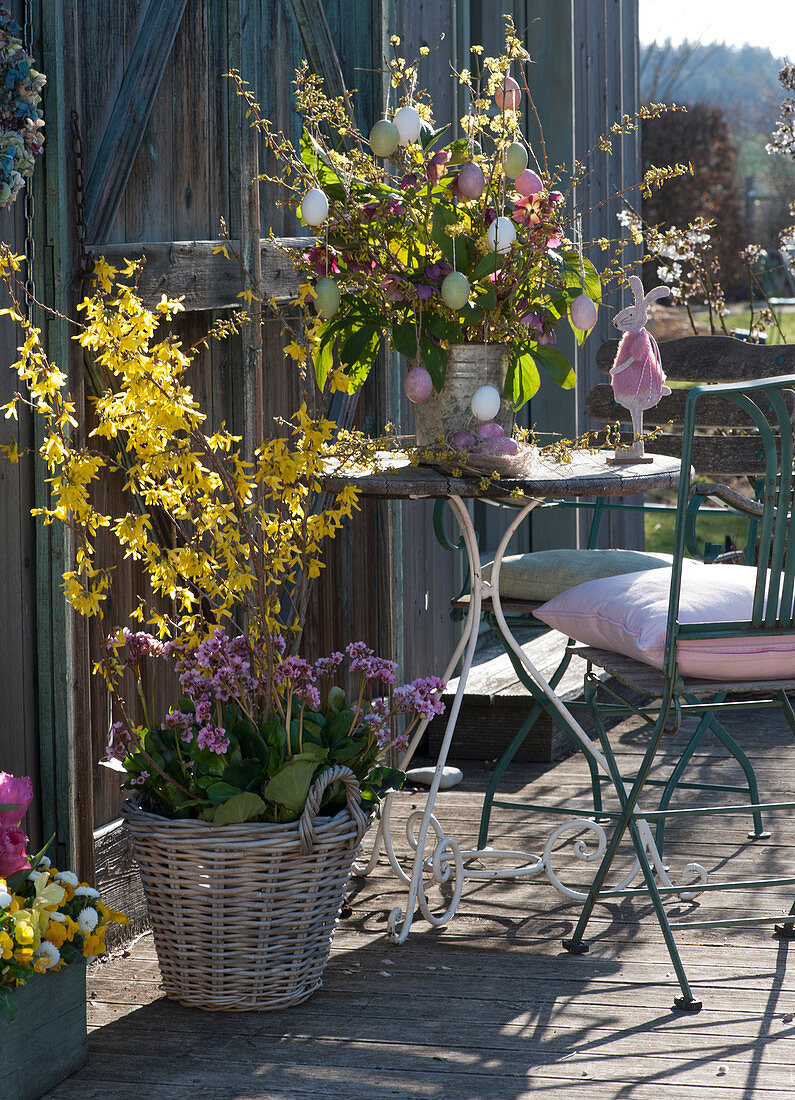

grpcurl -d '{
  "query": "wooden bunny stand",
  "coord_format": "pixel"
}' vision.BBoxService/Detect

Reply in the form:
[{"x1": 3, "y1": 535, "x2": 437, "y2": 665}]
[{"x1": 606, "y1": 276, "x2": 671, "y2": 465}]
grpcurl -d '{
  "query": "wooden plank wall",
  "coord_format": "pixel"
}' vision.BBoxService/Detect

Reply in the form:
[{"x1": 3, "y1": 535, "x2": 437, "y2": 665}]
[
  {"x1": 0, "y1": 1, "x2": 41, "y2": 848},
  {"x1": 0, "y1": 1, "x2": 643, "y2": 871}
]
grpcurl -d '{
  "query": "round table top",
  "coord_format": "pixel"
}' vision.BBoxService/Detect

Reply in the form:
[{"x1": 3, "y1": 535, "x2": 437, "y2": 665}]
[{"x1": 321, "y1": 450, "x2": 684, "y2": 500}]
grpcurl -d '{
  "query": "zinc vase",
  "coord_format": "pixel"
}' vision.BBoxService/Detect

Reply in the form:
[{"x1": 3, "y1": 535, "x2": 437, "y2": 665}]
[{"x1": 411, "y1": 342, "x2": 514, "y2": 447}]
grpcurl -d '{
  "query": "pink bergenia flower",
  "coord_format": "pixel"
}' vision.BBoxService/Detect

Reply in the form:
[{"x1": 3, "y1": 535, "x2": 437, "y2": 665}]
[
  {"x1": 196, "y1": 725, "x2": 230, "y2": 754},
  {"x1": 394, "y1": 676, "x2": 447, "y2": 720},
  {"x1": 0, "y1": 824, "x2": 29, "y2": 877},
  {"x1": 0, "y1": 772, "x2": 33, "y2": 827},
  {"x1": 314, "y1": 652, "x2": 344, "y2": 678},
  {"x1": 107, "y1": 720, "x2": 136, "y2": 762},
  {"x1": 121, "y1": 629, "x2": 164, "y2": 666},
  {"x1": 273, "y1": 656, "x2": 316, "y2": 689},
  {"x1": 346, "y1": 641, "x2": 373, "y2": 662}
]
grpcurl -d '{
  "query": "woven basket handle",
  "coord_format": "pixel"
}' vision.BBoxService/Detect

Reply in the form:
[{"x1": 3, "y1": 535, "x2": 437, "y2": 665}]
[{"x1": 298, "y1": 764, "x2": 369, "y2": 855}]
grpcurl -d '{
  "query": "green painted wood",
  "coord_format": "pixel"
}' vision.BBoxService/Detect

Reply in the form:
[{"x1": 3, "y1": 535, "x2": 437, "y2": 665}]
[
  {"x1": 0, "y1": 962, "x2": 87, "y2": 1100},
  {"x1": 83, "y1": 0, "x2": 188, "y2": 243}
]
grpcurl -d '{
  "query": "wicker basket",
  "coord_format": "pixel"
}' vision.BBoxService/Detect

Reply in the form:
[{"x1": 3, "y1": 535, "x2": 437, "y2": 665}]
[{"x1": 123, "y1": 764, "x2": 369, "y2": 1011}]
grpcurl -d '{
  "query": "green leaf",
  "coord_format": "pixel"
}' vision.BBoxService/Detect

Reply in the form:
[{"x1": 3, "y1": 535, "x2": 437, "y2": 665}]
[
  {"x1": 533, "y1": 344, "x2": 577, "y2": 389},
  {"x1": 419, "y1": 335, "x2": 448, "y2": 391},
  {"x1": 312, "y1": 323, "x2": 337, "y2": 390},
  {"x1": 300, "y1": 130, "x2": 342, "y2": 192},
  {"x1": 471, "y1": 252, "x2": 504, "y2": 281},
  {"x1": 431, "y1": 204, "x2": 457, "y2": 263},
  {"x1": 326, "y1": 685, "x2": 347, "y2": 714},
  {"x1": 212, "y1": 791, "x2": 267, "y2": 826},
  {"x1": 328, "y1": 708, "x2": 356, "y2": 737},
  {"x1": 558, "y1": 250, "x2": 602, "y2": 302},
  {"x1": 475, "y1": 285, "x2": 497, "y2": 312},
  {"x1": 366, "y1": 765, "x2": 406, "y2": 797},
  {"x1": 206, "y1": 781, "x2": 244, "y2": 806},
  {"x1": 0, "y1": 984, "x2": 17, "y2": 1023},
  {"x1": 506, "y1": 347, "x2": 540, "y2": 410},
  {"x1": 420, "y1": 122, "x2": 450, "y2": 151},
  {"x1": 338, "y1": 323, "x2": 381, "y2": 390},
  {"x1": 262, "y1": 758, "x2": 318, "y2": 816},
  {"x1": 392, "y1": 322, "x2": 418, "y2": 360}
]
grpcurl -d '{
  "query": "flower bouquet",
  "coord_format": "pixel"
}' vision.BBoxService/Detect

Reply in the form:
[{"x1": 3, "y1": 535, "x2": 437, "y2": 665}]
[
  {"x1": 238, "y1": 16, "x2": 603, "y2": 451},
  {"x1": 0, "y1": 772, "x2": 128, "y2": 1024}
]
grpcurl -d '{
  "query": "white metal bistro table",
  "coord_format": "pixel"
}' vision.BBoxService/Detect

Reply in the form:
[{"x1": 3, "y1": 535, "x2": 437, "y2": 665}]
[{"x1": 323, "y1": 449, "x2": 699, "y2": 942}]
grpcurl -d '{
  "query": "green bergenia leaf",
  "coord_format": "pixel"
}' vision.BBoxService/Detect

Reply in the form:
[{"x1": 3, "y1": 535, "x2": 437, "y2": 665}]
[
  {"x1": 419, "y1": 336, "x2": 448, "y2": 391},
  {"x1": 392, "y1": 322, "x2": 418, "y2": 360},
  {"x1": 212, "y1": 791, "x2": 267, "y2": 826},
  {"x1": 262, "y1": 758, "x2": 318, "y2": 816}
]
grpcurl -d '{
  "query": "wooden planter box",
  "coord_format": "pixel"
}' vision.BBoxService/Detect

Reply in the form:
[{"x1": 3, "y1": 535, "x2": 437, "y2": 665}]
[{"x1": 0, "y1": 962, "x2": 87, "y2": 1100}]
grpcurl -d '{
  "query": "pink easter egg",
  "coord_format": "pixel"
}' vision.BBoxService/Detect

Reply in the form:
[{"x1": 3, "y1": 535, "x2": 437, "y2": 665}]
[
  {"x1": 448, "y1": 430, "x2": 478, "y2": 452},
  {"x1": 457, "y1": 162, "x2": 486, "y2": 200},
  {"x1": 515, "y1": 169, "x2": 543, "y2": 197},
  {"x1": 494, "y1": 75, "x2": 521, "y2": 111},
  {"x1": 476, "y1": 422, "x2": 505, "y2": 440},
  {"x1": 404, "y1": 366, "x2": 434, "y2": 404},
  {"x1": 480, "y1": 437, "x2": 519, "y2": 456}
]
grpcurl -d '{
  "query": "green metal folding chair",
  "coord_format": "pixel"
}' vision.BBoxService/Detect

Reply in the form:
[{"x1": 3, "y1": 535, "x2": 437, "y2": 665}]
[{"x1": 559, "y1": 374, "x2": 795, "y2": 1011}]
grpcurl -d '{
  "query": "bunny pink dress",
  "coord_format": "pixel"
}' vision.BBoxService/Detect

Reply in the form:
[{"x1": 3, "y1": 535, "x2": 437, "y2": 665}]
[{"x1": 610, "y1": 328, "x2": 667, "y2": 411}]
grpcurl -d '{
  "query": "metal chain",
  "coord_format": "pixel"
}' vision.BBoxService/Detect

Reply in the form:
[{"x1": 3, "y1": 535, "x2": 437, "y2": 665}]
[
  {"x1": 70, "y1": 110, "x2": 92, "y2": 278},
  {"x1": 22, "y1": 0, "x2": 35, "y2": 310}
]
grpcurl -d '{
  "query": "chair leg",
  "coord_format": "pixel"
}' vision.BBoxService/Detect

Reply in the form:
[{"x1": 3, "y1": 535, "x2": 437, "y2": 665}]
[
  {"x1": 564, "y1": 689, "x2": 702, "y2": 1010},
  {"x1": 654, "y1": 710, "x2": 716, "y2": 855},
  {"x1": 700, "y1": 707, "x2": 770, "y2": 840}
]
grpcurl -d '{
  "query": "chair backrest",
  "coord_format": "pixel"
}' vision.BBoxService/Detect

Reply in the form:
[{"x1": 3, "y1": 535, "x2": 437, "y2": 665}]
[
  {"x1": 665, "y1": 374, "x2": 795, "y2": 682},
  {"x1": 589, "y1": 336, "x2": 795, "y2": 476}
]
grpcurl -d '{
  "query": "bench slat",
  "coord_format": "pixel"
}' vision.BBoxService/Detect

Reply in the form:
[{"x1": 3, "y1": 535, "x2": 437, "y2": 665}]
[
  {"x1": 586, "y1": 384, "x2": 795, "y2": 428},
  {"x1": 596, "y1": 335, "x2": 795, "y2": 380}
]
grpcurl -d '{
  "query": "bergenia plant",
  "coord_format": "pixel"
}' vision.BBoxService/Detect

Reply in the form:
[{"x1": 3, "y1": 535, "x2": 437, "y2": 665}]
[{"x1": 107, "y1": 628, "x2": 446, "y2": 825}]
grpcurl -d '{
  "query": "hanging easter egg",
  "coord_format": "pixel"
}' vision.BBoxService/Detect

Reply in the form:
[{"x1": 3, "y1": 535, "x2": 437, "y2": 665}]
[
  {"x1": 486, "y1": 216, "x2": 517, "y2": 254},
  {"x1": 494, "y1": 75, "x2": 521, "y2": 111},
  {"x1": 441, "y1": 272, "x2": 471, "y2": 310},
  {"x1": 313, "y1": 277, "x2": 341, "y2": 318},
  {"x1": 301, "y1": 187, "x2": 329, "y2": 227},
  {"x1": 393, "y1": 105, "x2": 421, "y2": 145},
  {"x1": 369, "y1": 119, "x2": 400, "y2": 157},
  {"x1": 471, "y1": 384, "x2": 501, "y2": 422},
  {"x1": 404, "y1": 365, "x2": 434, "y2": 404},
  {"x1": 457, "y1": 161, "x2": 485, "y2": 200},
  {"x1": 515, "y1": 168, "x2": 543, "y2": 197},
  {"x1": 503, "y1": 142, "x2": 528, "y2": 179},
  {"x1": 570, "y1": 294, "x2": 598, "y2": 331}
]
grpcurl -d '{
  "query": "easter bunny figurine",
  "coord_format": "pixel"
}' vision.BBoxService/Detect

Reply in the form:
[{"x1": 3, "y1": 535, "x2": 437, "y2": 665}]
[{"x1": 608, "y1": 275, "x2": 672, "y2": 463}]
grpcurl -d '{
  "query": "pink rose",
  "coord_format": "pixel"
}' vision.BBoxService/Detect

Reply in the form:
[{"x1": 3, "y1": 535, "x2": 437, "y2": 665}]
[
  {"x1": 0, "y1": 772, "x2": 33, "y2": 827},
  {"x1": 0, "y1": 824, "x2": 29, "y2": 877}
]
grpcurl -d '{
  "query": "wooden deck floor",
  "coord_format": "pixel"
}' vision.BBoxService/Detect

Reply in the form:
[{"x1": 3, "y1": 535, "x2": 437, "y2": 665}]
[{"x1": 48, "y1": 707, "x2": 795, "y2": 1099}]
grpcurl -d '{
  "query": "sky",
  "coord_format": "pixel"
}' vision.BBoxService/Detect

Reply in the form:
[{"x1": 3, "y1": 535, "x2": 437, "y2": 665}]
[{"x1": 639, "y1": 0, "x2": 795, "y2": 56}]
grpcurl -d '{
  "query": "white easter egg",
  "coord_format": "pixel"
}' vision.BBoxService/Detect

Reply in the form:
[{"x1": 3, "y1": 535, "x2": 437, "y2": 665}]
[
  {"x1": 301, "y1": 187, "x2": 329, "y2": 227},
  {"x1": 393, "y1": 105, "x2": 421, "y2": 145},
  {"x1": 369, "y1": 119, "x2": 400, "y2": 157},
  {"x1": 470, "y1": 384, "x2": 501, "y2": 422},
  {"x1": 441, "y1": 272, "x2": 470, "y2": 310},
  {"x1": 486, "y1": 216, "x2": 517, "y2": 254},
  {"x1": 570, "y1": 294, "x2": 598, "y2": 331}
]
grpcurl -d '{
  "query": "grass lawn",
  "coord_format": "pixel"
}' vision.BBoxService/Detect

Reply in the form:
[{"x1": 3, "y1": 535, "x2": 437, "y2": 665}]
[
  {"x1": 683, "y1": 304, "x2": 795, "y2": 344},
  {"x1": 644, "y1": 502, "x2": 753, "y2": 558}
]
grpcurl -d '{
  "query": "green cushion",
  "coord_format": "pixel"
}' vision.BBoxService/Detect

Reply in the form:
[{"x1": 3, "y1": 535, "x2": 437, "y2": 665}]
[{"x1": 481, "y1": 548, "x2": 674, "y2": 602}]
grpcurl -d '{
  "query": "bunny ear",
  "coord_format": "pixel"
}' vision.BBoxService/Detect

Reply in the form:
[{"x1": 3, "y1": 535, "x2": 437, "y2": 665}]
[
  {"x1": 644, "y1": 285, "x2": 671, "y2": 305},
  {"x1": 628, "y1": 275, "x2": 645, "y2": 304}
]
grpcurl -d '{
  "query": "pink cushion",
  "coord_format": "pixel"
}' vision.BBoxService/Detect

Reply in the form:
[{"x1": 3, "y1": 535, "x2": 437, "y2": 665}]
[{"x1": 534, "y1": 562, "x2": 795, "y2": 681}]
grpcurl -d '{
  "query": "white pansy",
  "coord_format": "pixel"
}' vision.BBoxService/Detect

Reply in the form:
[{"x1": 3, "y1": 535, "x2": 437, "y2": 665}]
[
  {"x1": 34, "y1": 941, "x2": 61, "y2": 969},
  {"x1": 36, "y1": 856, "x2": 51, "y2": 869},
  {"x1": 54, "y1": 871, "x2": 78, "y2": 887},
  {"x1": 0, "y1": 889, "x2": 11, "y2": 908},
  {"x1": 77, "y1": 906, "x2": 99, "y2": 934},
  {"x1": 48, "y1": 911, "x2": 66, "y2": 922}
]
